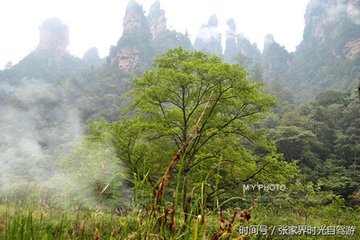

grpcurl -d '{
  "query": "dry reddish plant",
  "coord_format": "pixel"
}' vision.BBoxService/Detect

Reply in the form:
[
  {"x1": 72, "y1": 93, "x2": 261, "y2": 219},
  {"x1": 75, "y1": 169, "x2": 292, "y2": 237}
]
[{"x1": 211, "y1": 199, "x2": 255, "y2": 240}]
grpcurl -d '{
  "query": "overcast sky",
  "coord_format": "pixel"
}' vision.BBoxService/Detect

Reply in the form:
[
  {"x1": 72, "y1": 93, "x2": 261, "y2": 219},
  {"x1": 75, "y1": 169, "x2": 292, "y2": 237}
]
[{"x1": 0, "y1": 0, "x2": 309, "y2": 69}]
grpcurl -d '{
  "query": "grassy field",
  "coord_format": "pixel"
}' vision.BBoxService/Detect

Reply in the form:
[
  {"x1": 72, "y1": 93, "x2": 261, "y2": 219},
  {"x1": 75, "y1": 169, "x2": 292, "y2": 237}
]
[{"x1": 0, "y1": 198, "x2": 358, "y2": 239}]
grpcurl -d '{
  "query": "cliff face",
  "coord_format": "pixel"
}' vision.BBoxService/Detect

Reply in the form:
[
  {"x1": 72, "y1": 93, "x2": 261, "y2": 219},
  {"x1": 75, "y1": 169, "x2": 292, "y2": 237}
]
[
  {"x1": 343, "y1": 0, "x2": 360, "y2": 59},
  {"x1": 122, "y1": 0, "x2": 149, "y2": 35},
  {"x1": 194, "y1": 15, "x2": 222, "y2": 56},
  {"x1": 345, "y1": 38, "x2": 360, "y2": 59},
  {"x1": 304, "y1": 0, "x2": 360, "y2": 42},
  {"x1": 116, "y1": 47, "x2": 142, "y2": 72},
  {"x1": 286, "y1": 0, "x2": 360, "y2": 99},
  {"x1": 301, "y1": 0, "x2": 360, "y2": 60}
]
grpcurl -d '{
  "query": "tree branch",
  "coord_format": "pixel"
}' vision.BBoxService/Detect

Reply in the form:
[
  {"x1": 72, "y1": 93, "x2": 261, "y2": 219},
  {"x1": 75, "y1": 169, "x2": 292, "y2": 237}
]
[{"x1": 241, "y1": 165, "x2": 267, "y2": 182}]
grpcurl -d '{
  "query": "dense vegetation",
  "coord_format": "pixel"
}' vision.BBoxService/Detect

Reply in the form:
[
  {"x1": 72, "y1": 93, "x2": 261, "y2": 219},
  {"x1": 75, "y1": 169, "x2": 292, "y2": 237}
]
[
  {"x1": 0, "y1": 46, "x2": 359, "y2": 239},
  {"x1": 266, "y1": 88, "x2": 360, "y2": 204}
]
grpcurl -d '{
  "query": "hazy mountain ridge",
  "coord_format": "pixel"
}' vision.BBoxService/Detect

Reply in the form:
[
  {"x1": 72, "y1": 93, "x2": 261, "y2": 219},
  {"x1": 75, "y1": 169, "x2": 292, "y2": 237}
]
[
  {"x1": 1, "y1": 0, "x2": 360, "y2": 98},
  {"x1": 194, "y1": 0, "x2": 360, "y2": 99}
]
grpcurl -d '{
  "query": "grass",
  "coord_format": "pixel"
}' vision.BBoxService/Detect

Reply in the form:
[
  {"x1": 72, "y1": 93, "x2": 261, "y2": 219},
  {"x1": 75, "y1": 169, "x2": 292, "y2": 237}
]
[
  {"x1": 0, "y1": 203, "x2": 115, "y2": 239},
  {"x1": 0, "y1": 197, "x2": 359, "y2": 239}
]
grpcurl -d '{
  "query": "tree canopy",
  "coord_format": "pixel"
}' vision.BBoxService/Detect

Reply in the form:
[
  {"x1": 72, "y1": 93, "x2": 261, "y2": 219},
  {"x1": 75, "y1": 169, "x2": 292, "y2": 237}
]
[{"x1": 82, "y1": 48, "x2": 298, "y2": 212}]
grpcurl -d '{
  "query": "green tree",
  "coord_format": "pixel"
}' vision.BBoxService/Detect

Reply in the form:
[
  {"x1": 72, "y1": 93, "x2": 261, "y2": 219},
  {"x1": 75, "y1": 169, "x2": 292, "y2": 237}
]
[
  {"x1": 128, "y1": 48, "x2": 295, "y2": 208},
  {"x1": 83, "y1": 48, "x2": 297, "y2": 216}
]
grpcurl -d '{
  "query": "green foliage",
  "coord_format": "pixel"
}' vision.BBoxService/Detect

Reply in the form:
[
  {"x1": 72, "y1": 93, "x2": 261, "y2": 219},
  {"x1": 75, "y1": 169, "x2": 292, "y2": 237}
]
[
  {"x1": 267, "y1": 78, "x2": 294, "y2": 105},
  {"x1": 84, "y1": 48, "x2": 298, "y2": 214},
  {"x1": 132, "y1": 47, "x2": 296, "y2": 207},
  {"x1": 0, "y1": 203, "x2": 138, "y2": 239},
  {"x1": 1, "y1": 198, "x2": 359, "y2": 239},
  {"x1": 77, "y1": 65, "x2": 132, "y2": 122},
  {"x1": 265, "y1": 90, "x2": 360, "y2": 203},
  {"x1": 1, "y1": 29, "x2": 359, "y2": 237}
]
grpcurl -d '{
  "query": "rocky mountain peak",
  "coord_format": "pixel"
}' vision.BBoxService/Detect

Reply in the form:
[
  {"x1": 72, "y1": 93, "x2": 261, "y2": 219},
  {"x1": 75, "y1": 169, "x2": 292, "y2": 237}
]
[
  {"x1": 123, "y1": 0, "x2": 148, "y2": 35},
  {"x1": 194, "y1": 15, "x2": 222, "y2": 56},
  {"x1": 148, "y1": 1, "x2": 167, "y2": 39},
  {"x1": 35, "y1": 18, "x2": 69, "y2": 59}
]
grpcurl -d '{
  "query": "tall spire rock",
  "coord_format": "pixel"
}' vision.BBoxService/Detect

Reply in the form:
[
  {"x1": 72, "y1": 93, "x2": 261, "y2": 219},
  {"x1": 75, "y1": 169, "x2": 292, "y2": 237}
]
[
  {"x1": 35, "y1": 18, "x2": 69, "y2": 61},
  {"x1": 224, "y1": 19, "x2": 237, "y2": 62},
  {"x1": 148, "y1": 1, "x2": 167, "y2": 39},
  {"x1": 110, "y1": 0, "x2": 153, "y2": 73},
  {"x1": 194, "y1": 15, "x2": 222, "y2": 56}
]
